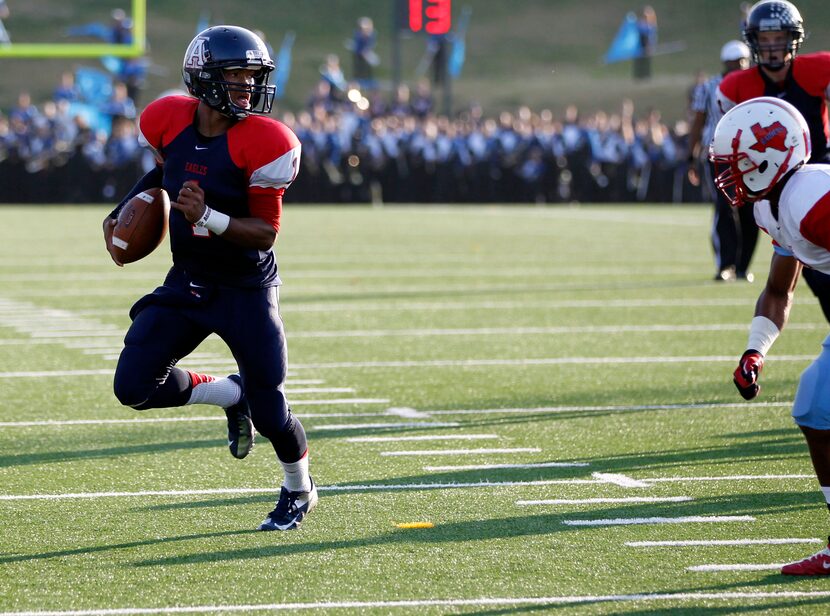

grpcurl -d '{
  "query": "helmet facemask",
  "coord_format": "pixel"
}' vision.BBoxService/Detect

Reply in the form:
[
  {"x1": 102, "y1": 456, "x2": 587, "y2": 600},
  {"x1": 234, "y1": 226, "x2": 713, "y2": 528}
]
[
  {"x1": 742, "y1": 0, "x2": 805, "y2": 71},
  {"x1": 182, "y1": 26, "x2": 277, "y2": 120},
  {"x1": 711, "y1": 130, "x2": 794, "y2": 207},
  {"x1": 709, "y1": 96, "x2": 810, "y2": 208},
  {"x1": 189, "y1": 66, "x2": 275, "y2": 119}
]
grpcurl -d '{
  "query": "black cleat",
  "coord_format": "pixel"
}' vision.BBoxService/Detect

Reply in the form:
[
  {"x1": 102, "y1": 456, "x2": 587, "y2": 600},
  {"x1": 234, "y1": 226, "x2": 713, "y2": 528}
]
[
  {"x1": 258, "y1": 478, "x2": 318, "y2": 531},
  {"x1": 224, "y1": 374, "x2": 254, "y2": 459}
]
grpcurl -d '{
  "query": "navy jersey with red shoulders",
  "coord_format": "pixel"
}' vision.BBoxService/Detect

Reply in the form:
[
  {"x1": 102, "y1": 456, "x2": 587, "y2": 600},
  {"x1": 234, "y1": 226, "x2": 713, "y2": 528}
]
[
  {"x1": 138, "y1": 95, "x2": 301, "y2": 288},
  {"x1": 718, "y1": 52, "x2": 830, "y2": 161}
]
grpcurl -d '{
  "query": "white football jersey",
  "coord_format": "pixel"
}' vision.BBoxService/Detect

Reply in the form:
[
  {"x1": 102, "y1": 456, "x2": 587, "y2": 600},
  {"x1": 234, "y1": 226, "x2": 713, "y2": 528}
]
[{"x1": 754, "y1": 164, "x2": 830, "y2": 274}]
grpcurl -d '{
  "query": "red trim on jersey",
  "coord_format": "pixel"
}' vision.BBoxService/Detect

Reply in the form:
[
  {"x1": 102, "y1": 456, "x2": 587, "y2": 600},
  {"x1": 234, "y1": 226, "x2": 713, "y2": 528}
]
[
  {"x1": 187, "y1": 370, "x2": 216, "y2": 388},
  {"x1": 800, "y1": 190, "x2": 830, "y2": 251},
  {"x1": 792, "y1": 53, "x2": 830, "y2": 148},
  {"x1": 248, "y1": 186, "x2": 283, "y2": 232},
  {"x1": 226, "y1": 116, "x2": 300, "y2": 172},
  {"x1": 719, "y1": 67, "x2": 766, "y2": 107},
  {"x1": 139, "y1": 96, "x2": 198, "y2": 153}
]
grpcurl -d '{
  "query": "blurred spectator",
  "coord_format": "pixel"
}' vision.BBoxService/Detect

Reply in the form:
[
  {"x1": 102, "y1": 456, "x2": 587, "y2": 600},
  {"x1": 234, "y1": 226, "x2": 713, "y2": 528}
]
[
  {"x1": 426, "y1": 33, "x2": 449, "y2": 88},
  {"x1": 633, "y1": 5, "x2": 658, "y2": 80},
  {"x1": 53, "y1": 71, "x2": 80, "y2": 103},
  {"x1": 348, "y1": 16, "x2": 379, "y2": 87},
  {"x1": 102, "y1": 82, "x2": 137, "y2": 120},
  {"x1": 9, "y1": 92, "x2": 38, "y2": 125},
  {"x1": 319, "y1": 54, "x2": 348, "y2": 101},
  {"x1": 0, "y1": 0, "x2": 10, "y2": 45},
  {"x1": 411, "y1": 79, "x2": 434, "y2": 118}
]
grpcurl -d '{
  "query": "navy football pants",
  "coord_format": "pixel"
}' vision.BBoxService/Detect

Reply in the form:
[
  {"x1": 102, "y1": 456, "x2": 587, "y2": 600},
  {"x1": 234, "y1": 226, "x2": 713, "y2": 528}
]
[{"x1": 113, "y1": 273, "x2": 307, "y2": 463}]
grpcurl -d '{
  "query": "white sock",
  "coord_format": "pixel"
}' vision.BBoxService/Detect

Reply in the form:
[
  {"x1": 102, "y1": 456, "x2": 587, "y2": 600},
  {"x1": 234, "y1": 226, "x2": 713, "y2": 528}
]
[
  {"x1": 821, "y1": 486, "x2": 830, "y2": 505},
  {"x1": 186, "y1": 373, "x2": 242, "y2": 408},
  {"x1": 281, "y1": 450, "x2": 311, "y2": 492}
]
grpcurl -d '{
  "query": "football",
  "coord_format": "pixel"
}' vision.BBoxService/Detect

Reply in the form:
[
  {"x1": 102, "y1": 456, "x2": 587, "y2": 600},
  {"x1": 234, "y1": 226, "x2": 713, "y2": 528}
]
[{"x1": 111, "y1": 187, "x2": 170, "y2": 264}]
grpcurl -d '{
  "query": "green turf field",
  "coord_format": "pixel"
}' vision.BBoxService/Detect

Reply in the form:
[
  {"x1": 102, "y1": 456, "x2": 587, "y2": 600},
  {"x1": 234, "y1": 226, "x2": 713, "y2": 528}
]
[{"x1": 2, "y1": 204, "x2": 830, "y2": 614}]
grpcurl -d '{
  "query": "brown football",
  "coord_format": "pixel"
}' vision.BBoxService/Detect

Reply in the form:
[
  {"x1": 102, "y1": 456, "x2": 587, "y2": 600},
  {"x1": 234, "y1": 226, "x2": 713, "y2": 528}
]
[{"x1": 111, "y1": 187, "x2": 170, "y2": 264}]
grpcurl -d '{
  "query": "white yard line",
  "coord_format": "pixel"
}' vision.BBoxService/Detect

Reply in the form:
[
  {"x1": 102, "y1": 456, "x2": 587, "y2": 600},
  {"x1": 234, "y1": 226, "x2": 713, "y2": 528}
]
[
  {"x1": 688, "y1": 564, "x2": 786, "y2": 572},
  {"x1": 563, "y1": 516, "x2": 756, "y2": 527},
  {"x1": 424, "y1": 461, "x2": 590, "y2": 471},
  {"x1": 0, "y1": 401, "x2": 796, "y2": 424},
  {"x1": 591, "y1": 473, "x2": 651, "y2": 488},
  {"x1": 0, "y1": 479, "x2": 605, "y2": 501},
  {"x1": 346, "y1": 434, "x2": 499, "y2": 443},
  {"x1": 424, "y1": 401, "x2": 794, "y2": 415},
  {"x1": 309, "y1": 421, "x2": 459, "y2": 431},
  {"x1": 277, "y1": 297, "x2": 822, "y2": 313},
  {"x1": 289, "y1": 356, "x2": 816, "y2": 370},
  {"x1": 640, "y1": 474, "x2": 815, "y2": 483},
  {"x1": 518, "y1": 497, "x2": 693, "y2": 505},
  {"x1": 380, "y1": 447, "x2": 541, "y2": 457},
  {"x1": 283, "y1": 323, "x2": 828, "y2": 338},
  {"x1": 628, "y1": 538, "x2": 822, "y2": 547},
  {"x1": 2, "y1": 591, "x2": 830, "y2": 615}
]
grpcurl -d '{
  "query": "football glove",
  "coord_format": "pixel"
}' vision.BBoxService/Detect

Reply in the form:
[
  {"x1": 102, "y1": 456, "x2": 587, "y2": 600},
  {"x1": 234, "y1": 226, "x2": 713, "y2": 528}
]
[{"x1": 733, "y1": 350, "x2": 764, "y2": 400}]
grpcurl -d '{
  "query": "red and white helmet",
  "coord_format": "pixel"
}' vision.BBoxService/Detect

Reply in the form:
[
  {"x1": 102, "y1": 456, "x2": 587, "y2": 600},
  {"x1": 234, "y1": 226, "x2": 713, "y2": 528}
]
[{"x1": 709, "y1": 96, "x2": 810, "y2": 206}]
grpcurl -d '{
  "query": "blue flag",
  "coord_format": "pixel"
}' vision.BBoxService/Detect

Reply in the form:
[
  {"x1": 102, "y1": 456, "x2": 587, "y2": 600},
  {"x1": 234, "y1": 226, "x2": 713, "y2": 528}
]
[
  {"x1": 274, "y1": 31, "x2": 295, "y2": 99},
  {"x1": 448, "y1": 5, "x2": 471, "y2": 79},
  {"x1": 196, "y1": 11, "x2": 210, "y2": 35},
  {"x1": 604, "y1": 12, "x2": 642, "y2": 63}
]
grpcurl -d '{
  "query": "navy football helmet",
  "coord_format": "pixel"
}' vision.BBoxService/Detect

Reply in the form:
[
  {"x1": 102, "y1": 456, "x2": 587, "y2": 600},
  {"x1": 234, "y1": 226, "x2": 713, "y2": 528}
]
[
  {"x1": 182, "y1": 25, "x2": 276, "y2": 119},
  {"x1": 742, "y1": 1, "x2": 805, "y2": 70}
]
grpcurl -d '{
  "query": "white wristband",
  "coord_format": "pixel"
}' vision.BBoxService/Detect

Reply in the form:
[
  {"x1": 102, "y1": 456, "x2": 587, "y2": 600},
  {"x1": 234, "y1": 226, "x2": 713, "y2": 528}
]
[
  {"x1": 747, "y1": 316, "x2": 780, "y2": 356},
  {"x1": 195, "y1": 205, "x2": 230, "y2": 235}
]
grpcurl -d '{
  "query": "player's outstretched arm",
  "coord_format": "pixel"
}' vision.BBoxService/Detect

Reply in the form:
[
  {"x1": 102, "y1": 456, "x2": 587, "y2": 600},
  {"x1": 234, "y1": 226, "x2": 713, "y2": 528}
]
[{"x1": 733, "y1": 252, "x2": 800, "y2": 399}]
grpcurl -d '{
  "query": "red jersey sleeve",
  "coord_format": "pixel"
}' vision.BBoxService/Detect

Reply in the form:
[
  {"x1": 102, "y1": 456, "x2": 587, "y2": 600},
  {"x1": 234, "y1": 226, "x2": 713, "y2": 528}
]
[
  {"x1": 792, "y1": 52, "x2": 830, "y2": 97},
  {"x1": 800, "y1": 190, "x2": 830, "y2": 251},
  {"x1": 228, "y1": 117, "x2": 302, "y2": 233},
  {"x1": 718, "y1": 68, "x2": 766, "y2": 112},
  {"x1": 137, "y1": 95, "x2": 198, "y2": 159}
]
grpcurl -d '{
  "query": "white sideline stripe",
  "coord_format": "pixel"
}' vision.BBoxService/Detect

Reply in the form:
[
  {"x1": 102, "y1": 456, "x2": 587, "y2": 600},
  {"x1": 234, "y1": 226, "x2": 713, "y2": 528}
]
[
  {"x1": 0, "y1": 412, "x2": 414, "y2": 427},
  {"x1": 346, "y1": 434, "x2": 499, "y2": 443},
  {"x1": 284, "y1": 323, "x2": 829, "y2": 339},
  {"x1": 591, "y1": 473, "x2": 650, "y2": 488},
  {"x1": 422, "y1": 401, "x2": 795, "y2": 415},
  {"x1": 563, "y1": 516, "x2": 756, "y2": 527},
  {"x1": 4, "y1": 592, "x2": 830, "y2": 615},
  {"x1": 641, "y1": 474, "x2": 815, "y2": 483},
  {"x1": 518, "y1": 497, "x2": 693, "y2": 506},
  {"x1": 380, "y1": 447, "x2": 540, "y2": 457},
  {"x1": 0, "y1": 479, "x2": 605, "y2": 501},
  {"x1": 310, "y1": 422, "x2": 459, "y2": 431},
  {"x1": 0, "y1": 404, "x2": 805, "y2": 427},
  {"x1": 290, "y1": 355, "x2": 816, "y2": 370},
  {"x1": 628, "y1": 538, "x2": 823, "y2": 547},
  {"x1": 688, "y1": 564, "x2": 786, "y2": 572},
  {"x1": 279, "y1": 297, "x2": 823, "y2": 313},
  {"x1": 0, "y1": 369, "x2": 114, "y2": 378},
  {"x1": 288, "y1": 398, "x2": 390, "y2": 406},
  {"x1": 424, "y1": 461, "x2": 590, "y2": 471}
]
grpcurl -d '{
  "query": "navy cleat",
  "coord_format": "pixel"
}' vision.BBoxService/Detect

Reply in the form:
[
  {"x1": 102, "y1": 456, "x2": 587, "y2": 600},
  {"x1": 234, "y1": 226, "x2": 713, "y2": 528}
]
[
  {"x1": 224, "y1": 374, "x2": 254, "y2": 459},
  {"x1": 258, "y1": 478, "x2": 318, "y2": 531}
]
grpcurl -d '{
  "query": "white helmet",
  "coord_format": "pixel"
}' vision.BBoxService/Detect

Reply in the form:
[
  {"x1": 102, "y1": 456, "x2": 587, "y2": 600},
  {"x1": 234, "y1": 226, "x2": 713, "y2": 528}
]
[{"x1": 709, "y1": 96, "x2": 810, "y2": 206}]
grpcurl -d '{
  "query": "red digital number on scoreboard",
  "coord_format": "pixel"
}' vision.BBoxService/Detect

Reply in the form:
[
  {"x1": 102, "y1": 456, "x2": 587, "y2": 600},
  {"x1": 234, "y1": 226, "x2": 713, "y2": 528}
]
[{"x1": 409, "y1": 0, "x2": 452, "y2": 35}]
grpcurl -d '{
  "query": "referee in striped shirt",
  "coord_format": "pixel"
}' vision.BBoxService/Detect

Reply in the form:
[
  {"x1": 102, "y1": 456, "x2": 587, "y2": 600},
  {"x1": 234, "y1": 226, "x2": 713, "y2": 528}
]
[{"x1": 688, "y1": 40, "x2": 757, "y2": 282}]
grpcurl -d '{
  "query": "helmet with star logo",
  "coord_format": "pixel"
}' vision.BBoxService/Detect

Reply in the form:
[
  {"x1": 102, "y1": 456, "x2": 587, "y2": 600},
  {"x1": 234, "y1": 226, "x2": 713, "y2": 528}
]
[{"x1": 709, "y1": 96, "x2": 810, "y2": 206}]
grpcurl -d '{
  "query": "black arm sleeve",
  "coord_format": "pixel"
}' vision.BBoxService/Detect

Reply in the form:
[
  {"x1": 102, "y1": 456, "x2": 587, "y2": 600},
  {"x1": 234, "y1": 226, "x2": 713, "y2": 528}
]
[{"x1": 108, "y1": 165, "x2": 164, "y2": 219}]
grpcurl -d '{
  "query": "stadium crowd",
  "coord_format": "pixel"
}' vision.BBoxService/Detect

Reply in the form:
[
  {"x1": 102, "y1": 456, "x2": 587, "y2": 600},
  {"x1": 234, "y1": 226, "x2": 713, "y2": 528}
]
[{"x1": 0, "y1": 69, "x2": 703, "y2": 204}]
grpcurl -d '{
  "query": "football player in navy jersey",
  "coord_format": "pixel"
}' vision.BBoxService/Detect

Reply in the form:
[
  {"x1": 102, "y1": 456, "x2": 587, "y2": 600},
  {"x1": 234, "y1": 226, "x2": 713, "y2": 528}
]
[
  {"x1": 102, "y1": 26, "x2": 316, "y2": 531},
  {"x1": 717, "y1": 0, "x2": 830, "y2": 322},
  {"x1": 711, "y1": 97, "x2": 830, "y2": 575}
]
